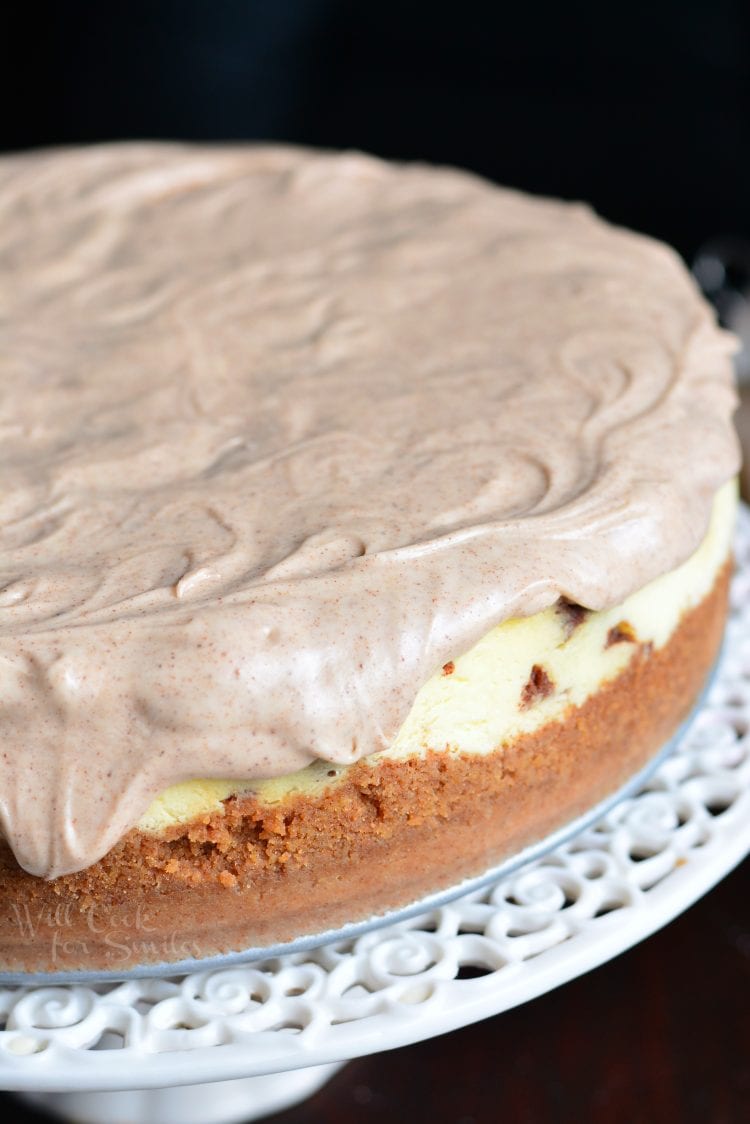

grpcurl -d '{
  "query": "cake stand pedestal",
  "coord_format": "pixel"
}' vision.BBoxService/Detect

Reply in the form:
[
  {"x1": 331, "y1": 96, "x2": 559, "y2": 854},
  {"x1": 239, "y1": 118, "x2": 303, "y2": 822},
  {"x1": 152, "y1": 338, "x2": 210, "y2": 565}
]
[
  {"x1": 19, "y1": 1064, "x2": 345, "y2": 1124},
  {"x1": 3, "y1": 509, "x2": 750, "y2": 1124}
]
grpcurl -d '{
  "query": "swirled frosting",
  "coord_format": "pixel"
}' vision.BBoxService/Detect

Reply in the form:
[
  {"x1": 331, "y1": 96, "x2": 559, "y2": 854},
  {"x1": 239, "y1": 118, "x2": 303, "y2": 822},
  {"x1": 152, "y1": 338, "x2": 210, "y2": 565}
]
[{"x1": 0, "y1": 143, "x2": 739, "y2": 877}]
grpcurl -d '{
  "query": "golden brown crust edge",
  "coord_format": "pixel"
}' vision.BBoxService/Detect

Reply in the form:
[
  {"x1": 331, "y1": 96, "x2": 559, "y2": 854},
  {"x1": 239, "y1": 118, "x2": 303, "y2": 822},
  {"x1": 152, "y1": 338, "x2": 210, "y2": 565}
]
[{"x1": 0, "y1": 562, "x2": 731, "y2": 973}]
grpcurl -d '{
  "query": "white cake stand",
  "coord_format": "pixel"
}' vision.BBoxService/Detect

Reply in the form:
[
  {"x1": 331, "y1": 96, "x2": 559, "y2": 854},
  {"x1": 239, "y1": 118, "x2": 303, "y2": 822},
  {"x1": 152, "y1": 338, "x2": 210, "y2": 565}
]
[{"x1": 3, "y1": 506, "x2": 750, "y2": 1124}]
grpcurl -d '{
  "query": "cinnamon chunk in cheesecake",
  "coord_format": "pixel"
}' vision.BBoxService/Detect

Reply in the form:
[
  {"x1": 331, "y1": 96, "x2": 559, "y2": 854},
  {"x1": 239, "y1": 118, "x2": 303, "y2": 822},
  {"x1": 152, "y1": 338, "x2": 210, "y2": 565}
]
[{"x1": 520, "y1": 664, "x2": 556, "y2": 710}]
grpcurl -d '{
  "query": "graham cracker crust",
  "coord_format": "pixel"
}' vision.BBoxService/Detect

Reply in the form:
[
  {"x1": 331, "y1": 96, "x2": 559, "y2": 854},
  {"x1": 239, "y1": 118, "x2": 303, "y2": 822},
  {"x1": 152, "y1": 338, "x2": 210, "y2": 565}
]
[{"x1": 0, "y1": 562, "x2": 730, "y2": 973}]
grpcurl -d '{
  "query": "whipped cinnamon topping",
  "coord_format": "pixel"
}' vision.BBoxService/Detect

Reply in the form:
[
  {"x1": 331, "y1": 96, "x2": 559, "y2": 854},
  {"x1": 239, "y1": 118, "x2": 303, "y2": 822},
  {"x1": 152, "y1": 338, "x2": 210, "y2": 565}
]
[{"x1": 0, "y1": 143, "x2": 739, "y2": 878}]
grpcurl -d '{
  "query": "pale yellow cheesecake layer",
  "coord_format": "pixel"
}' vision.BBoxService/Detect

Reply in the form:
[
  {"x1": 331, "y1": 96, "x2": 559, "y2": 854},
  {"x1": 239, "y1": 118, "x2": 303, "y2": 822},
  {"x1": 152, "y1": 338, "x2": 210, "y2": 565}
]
[{"x1": 138, "y1": 480, "x2": 737, "y2": 834}]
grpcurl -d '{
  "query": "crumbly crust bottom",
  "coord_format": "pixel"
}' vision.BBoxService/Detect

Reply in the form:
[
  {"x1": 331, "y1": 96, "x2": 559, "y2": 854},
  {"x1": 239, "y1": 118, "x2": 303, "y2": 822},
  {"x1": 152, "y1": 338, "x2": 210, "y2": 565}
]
[{"x1": 0, "y1": 563, "x2": 730, "y2": 973}]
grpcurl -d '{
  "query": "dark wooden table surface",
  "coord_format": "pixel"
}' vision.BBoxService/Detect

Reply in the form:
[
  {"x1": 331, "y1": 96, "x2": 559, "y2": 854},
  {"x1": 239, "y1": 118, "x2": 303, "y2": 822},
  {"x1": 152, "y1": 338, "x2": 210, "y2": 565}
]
[{"x1": 4, "y1": 395, "x2": 749, "y2": 1124}]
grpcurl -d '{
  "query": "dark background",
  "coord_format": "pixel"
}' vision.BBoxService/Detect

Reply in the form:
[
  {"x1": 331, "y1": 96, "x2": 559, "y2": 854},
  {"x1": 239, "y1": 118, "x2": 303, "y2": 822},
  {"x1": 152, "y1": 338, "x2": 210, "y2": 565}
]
[
  {"x1": 3, "y1": 0, "x2": 750, "y2": 260},
  {"x1": 1, "y1": 3, "x2": 749, "y2": 1121}
]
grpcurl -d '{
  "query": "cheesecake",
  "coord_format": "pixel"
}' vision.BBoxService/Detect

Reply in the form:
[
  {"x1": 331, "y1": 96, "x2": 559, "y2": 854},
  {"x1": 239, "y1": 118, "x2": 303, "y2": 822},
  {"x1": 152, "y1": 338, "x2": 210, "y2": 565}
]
[{"x1": 0, "y1": 143, "x2": 739, "y2": 972}]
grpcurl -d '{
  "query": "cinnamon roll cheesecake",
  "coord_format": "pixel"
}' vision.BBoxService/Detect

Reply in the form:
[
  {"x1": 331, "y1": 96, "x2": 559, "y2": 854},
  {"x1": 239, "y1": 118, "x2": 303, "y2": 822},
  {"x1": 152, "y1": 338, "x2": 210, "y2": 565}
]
[{"x1": 0, "y1": 144, "x2": 739, "y2": 973}]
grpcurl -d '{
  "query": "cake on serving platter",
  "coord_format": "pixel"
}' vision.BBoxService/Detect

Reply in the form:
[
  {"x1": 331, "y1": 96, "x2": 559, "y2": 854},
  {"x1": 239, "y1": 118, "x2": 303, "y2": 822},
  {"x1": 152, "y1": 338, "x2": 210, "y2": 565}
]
[{"x1": 0, "y1": 143, "x2": 739, "y2": 972}]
